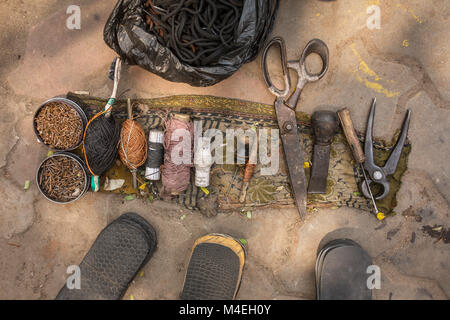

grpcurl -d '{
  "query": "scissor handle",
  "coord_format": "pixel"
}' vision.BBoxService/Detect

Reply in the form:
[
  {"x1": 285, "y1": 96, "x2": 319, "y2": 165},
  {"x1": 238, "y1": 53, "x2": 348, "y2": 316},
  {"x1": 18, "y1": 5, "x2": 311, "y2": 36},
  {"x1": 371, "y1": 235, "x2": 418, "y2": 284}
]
[
  {"x1": 300, "y1": 38, "x2": 329, "y2": 80},
  {"x1": 262, "y1": 37, "x2": 291, "y2": 100},
  {"x1": 286, "y1": 39, "x2": 329, "y2": 109}
]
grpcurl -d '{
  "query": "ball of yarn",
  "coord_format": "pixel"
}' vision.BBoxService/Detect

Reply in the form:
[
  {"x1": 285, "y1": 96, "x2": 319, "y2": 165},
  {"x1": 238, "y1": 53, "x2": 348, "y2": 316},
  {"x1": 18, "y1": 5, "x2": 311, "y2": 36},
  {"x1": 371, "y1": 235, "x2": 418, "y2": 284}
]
[
  {"x1": 84, "y1": 115, "x2": 120, "y2": 176},
  {"x1": 119, "y1": 119, "x2": 148, "y2": 170}
]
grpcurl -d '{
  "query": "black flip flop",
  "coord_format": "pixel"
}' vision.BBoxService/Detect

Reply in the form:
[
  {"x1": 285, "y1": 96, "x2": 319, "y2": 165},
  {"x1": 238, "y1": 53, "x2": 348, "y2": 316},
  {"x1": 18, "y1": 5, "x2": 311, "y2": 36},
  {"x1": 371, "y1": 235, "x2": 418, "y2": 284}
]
[
  {"x1": 315, "y1": 239, "x2": 373, "y2": 300},
  {"x1": 56, "y1": 212, "x2": 157, "y2": 300}
]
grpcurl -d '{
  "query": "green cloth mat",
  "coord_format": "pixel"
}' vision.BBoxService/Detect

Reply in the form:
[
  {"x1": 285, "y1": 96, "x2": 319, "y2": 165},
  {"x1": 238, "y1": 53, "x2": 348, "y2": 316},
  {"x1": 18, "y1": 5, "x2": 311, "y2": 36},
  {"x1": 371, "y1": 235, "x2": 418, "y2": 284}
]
[{"x1": 67, "y1": 92, "x2": 410, "y2": 217}]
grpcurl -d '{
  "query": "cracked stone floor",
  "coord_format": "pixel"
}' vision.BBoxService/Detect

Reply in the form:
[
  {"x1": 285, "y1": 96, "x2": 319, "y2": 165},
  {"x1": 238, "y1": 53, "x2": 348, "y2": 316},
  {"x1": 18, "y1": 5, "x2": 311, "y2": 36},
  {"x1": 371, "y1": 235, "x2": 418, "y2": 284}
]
[{"x1": 0, "y1": 0, "x2": 448, "y2": 300}]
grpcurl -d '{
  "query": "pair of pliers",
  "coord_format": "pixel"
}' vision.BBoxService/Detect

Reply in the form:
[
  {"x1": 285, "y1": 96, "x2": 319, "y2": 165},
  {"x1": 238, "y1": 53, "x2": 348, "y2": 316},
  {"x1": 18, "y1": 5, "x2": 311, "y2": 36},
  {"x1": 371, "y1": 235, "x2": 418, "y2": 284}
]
[{"x1": 361, "y1": 98, "x2": 411, "y2": 200}]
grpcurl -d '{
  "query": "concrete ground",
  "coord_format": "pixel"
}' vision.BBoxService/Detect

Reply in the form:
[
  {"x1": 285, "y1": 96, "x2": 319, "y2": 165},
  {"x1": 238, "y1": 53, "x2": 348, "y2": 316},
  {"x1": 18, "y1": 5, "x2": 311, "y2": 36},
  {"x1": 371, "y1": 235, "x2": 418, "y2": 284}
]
[{"x1": 0, "y1": 0, "x2": 448, "y2": 300}]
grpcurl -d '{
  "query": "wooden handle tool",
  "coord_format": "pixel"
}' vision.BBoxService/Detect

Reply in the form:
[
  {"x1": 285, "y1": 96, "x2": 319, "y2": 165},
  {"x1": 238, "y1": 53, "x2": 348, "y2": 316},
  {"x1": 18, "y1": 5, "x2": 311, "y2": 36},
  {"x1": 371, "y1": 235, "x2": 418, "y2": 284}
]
[
  {"x1": 239, "y1": 136, "x2": 258, "y2": 204},
  {"x1": 337, "y1": 108, "x2": 365, "y2": 164},
  {"x1": 337, "y1": 108, "x2": 380, "y2": 217},
  {"x1": 239, "y1": 163, "x2": 256, "y2": 203}
]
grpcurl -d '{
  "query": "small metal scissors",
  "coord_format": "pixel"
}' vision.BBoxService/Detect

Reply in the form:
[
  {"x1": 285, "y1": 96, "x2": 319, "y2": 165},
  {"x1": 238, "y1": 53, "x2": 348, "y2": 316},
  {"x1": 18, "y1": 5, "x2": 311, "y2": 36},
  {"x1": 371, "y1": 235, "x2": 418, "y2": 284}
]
[
  {"x1": 261, "y1": 37, "x2": 329, "y2": 219},
  {"x1": 361, "y1": 98, "x2": 411, "y2": 200}
]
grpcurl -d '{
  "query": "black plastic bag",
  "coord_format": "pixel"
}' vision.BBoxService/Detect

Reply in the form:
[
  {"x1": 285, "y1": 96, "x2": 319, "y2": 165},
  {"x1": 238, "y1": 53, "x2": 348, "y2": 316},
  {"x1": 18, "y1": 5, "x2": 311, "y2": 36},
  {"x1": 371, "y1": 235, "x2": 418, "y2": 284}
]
[{"x1": 104, "y1": 0, "x2": 279, "y2": 87}]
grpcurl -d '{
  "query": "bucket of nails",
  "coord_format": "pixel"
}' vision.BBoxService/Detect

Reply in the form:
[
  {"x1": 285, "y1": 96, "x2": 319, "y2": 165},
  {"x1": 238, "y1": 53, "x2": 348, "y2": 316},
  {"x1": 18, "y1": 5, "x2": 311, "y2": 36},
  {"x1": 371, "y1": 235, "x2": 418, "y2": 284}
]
[
  {"x1": 33, "y1": 97, "x2": 87, "y2": 151},
  {"x1": 36, "y1": 152, "x2": 90, "y2": 204}
]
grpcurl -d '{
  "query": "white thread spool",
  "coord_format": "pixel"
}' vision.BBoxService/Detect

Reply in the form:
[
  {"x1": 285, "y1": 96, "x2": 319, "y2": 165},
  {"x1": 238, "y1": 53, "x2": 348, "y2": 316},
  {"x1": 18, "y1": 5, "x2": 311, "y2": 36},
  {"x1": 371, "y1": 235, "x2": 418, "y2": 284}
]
[
  {"x1": 194, "y1": 137, "x2": 213, "y2": 187},
  {"x1": 145, "y1": 130, "x2": 164, "y2": 181}
]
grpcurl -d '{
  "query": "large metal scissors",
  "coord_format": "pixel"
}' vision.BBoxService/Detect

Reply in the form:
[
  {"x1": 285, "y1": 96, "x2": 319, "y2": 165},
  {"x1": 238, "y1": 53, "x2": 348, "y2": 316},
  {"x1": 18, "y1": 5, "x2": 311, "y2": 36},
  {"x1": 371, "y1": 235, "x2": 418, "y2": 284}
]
[{"x1": 262, "y1": 37, "x2": 329, "y2": 220}]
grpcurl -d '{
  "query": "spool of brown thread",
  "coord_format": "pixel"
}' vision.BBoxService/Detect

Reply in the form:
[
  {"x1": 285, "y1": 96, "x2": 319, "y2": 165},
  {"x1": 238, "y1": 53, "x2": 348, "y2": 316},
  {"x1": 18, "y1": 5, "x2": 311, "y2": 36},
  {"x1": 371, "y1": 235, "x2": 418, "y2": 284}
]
[
  {"x1": 119, "y1": 99, "x2": 148, "y2": 189},
  {"x1": 161, "y1": 113, "x2": 194, "y2": 196}
]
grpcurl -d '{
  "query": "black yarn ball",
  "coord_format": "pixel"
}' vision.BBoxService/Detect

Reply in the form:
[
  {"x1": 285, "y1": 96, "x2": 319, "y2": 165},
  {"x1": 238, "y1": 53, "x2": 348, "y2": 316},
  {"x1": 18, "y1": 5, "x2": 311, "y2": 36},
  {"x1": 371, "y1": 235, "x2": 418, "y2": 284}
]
[{"x1": 84, "y1": 115, "x2": 120, "y2": 176}]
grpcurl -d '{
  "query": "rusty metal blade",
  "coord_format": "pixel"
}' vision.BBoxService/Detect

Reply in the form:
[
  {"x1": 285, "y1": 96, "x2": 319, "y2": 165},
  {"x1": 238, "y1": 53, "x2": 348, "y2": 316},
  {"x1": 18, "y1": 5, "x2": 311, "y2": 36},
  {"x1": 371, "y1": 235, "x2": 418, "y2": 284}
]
[
  {"x1": 308, "y1": 144, "x2": 331, "y2": 194},
  {"x1": 275, "y1": 100, "x2": 307, "y2": 220}
]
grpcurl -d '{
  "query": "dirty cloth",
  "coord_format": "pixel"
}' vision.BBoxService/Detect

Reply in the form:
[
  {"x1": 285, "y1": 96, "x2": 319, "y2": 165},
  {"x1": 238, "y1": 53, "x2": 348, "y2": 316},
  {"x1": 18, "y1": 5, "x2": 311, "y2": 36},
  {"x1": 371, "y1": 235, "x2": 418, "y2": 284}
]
[{"x1": 68, "y1": 93, "x2": 410, "y2": 217}]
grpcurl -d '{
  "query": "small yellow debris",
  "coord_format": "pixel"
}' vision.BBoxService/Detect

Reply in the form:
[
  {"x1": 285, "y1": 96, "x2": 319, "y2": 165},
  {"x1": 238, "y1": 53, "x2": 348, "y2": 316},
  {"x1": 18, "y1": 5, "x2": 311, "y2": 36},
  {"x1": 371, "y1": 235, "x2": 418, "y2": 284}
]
[
  {"x1": 377, "y1": 212, "x2": 386, "y2": 220},
  {"x1": 304, "y1": 162, "x2": 311, "y2": 168},
  {"x1": 402, "y1": 40, "x2": 409, "y2": 47},
  {"x1": 47, "y1": 150, "x2": 54, "y2": 157},
  {"x1": 130, "y1": 295, "x2": 135, "y2": 300},
  {"x1": 139, "y1": 183, "x2": 147, "y2": 190},
  {"x1": 316, "y1": 13, "x2": 321, "y2": 17},
  {"x1": 139, "y1": 270, "x2": 144, "y2": 277},
  {"x1": 200, "y1": 187, "x2": 209, "y2": 195}
]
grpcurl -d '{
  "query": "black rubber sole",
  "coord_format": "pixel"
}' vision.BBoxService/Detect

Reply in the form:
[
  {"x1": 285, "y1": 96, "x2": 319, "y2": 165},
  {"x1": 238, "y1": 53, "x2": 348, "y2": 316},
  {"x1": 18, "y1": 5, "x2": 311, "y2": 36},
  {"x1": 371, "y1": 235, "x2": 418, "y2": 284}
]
[
  {"x1": 56, "y1": 212, "x2": 157, "y2": 300},
  {"x1": 315, "y1": 239, "x2": 373, "y2": 300}
]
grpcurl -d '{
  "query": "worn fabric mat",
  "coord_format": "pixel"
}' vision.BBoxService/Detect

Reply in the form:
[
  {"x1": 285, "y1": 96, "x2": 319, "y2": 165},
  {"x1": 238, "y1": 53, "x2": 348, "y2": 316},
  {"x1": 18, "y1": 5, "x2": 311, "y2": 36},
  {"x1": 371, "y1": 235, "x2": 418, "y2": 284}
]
[{"x1": 67, "y1": 93, "x2": 411, "y2": 217}]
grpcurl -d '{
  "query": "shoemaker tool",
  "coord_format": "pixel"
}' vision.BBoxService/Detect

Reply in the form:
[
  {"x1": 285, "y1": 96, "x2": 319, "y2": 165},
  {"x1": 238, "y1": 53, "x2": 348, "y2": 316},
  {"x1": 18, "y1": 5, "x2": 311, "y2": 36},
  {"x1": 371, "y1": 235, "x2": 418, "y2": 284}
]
[
  {"x1": 338, "y1": 98, "x2": 411, "y2": 220},
  {"x1": 262, "y1": 37, "x2": 329, "y2": 220},
  {"x1": 307, "y1": 111, "x2": 339, "y2": 194},
  {"x1": 239, "y1": 136, "x2": 258, "y2": 204}
]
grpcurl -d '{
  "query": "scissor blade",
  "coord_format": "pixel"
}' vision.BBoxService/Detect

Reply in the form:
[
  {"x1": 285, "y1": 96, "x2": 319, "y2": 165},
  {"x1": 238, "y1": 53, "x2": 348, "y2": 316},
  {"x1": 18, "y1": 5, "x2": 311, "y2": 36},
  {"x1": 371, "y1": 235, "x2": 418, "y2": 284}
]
[{"x1": 275, "y1": 100, "x2": 308, "y2": 220}]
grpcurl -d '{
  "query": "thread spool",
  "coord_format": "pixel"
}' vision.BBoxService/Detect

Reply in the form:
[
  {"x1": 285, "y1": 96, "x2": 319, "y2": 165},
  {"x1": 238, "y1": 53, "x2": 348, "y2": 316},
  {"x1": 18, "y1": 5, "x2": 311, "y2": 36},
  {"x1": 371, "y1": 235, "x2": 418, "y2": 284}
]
[
  {"x1": 145, "y1": 130, "x2": 164, "y2": 181},
  {"x1": 83, "y1": 57, "x2": 122, "y2": 191},
  {"x1": 194, "y1": 137, "x2": 213, "y2": 187},
  {"x1": 83, "y1": 115, "x2": 120, "y2": 175},
  {"x1": 161, "y1": 113, "x2": 193, "y2": 196},
  {"x1": 119, "y1": 99, "x2": 148, "y2": 189}
]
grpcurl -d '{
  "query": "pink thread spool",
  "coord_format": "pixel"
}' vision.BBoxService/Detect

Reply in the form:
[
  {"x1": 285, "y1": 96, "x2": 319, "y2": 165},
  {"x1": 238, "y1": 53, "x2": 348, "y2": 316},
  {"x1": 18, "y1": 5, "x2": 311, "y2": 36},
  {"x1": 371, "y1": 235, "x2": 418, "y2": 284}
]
[{"x1": 161, "y1": 113, "x2": 193, "y2": 196}]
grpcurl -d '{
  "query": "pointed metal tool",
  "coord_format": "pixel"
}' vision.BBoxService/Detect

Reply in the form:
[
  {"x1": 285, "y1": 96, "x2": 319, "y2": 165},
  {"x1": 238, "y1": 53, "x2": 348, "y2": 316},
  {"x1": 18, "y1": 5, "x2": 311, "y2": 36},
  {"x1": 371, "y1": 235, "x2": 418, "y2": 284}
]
[{"x1": 337, "y1": 105, "x2": 380, "y2": 218}]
